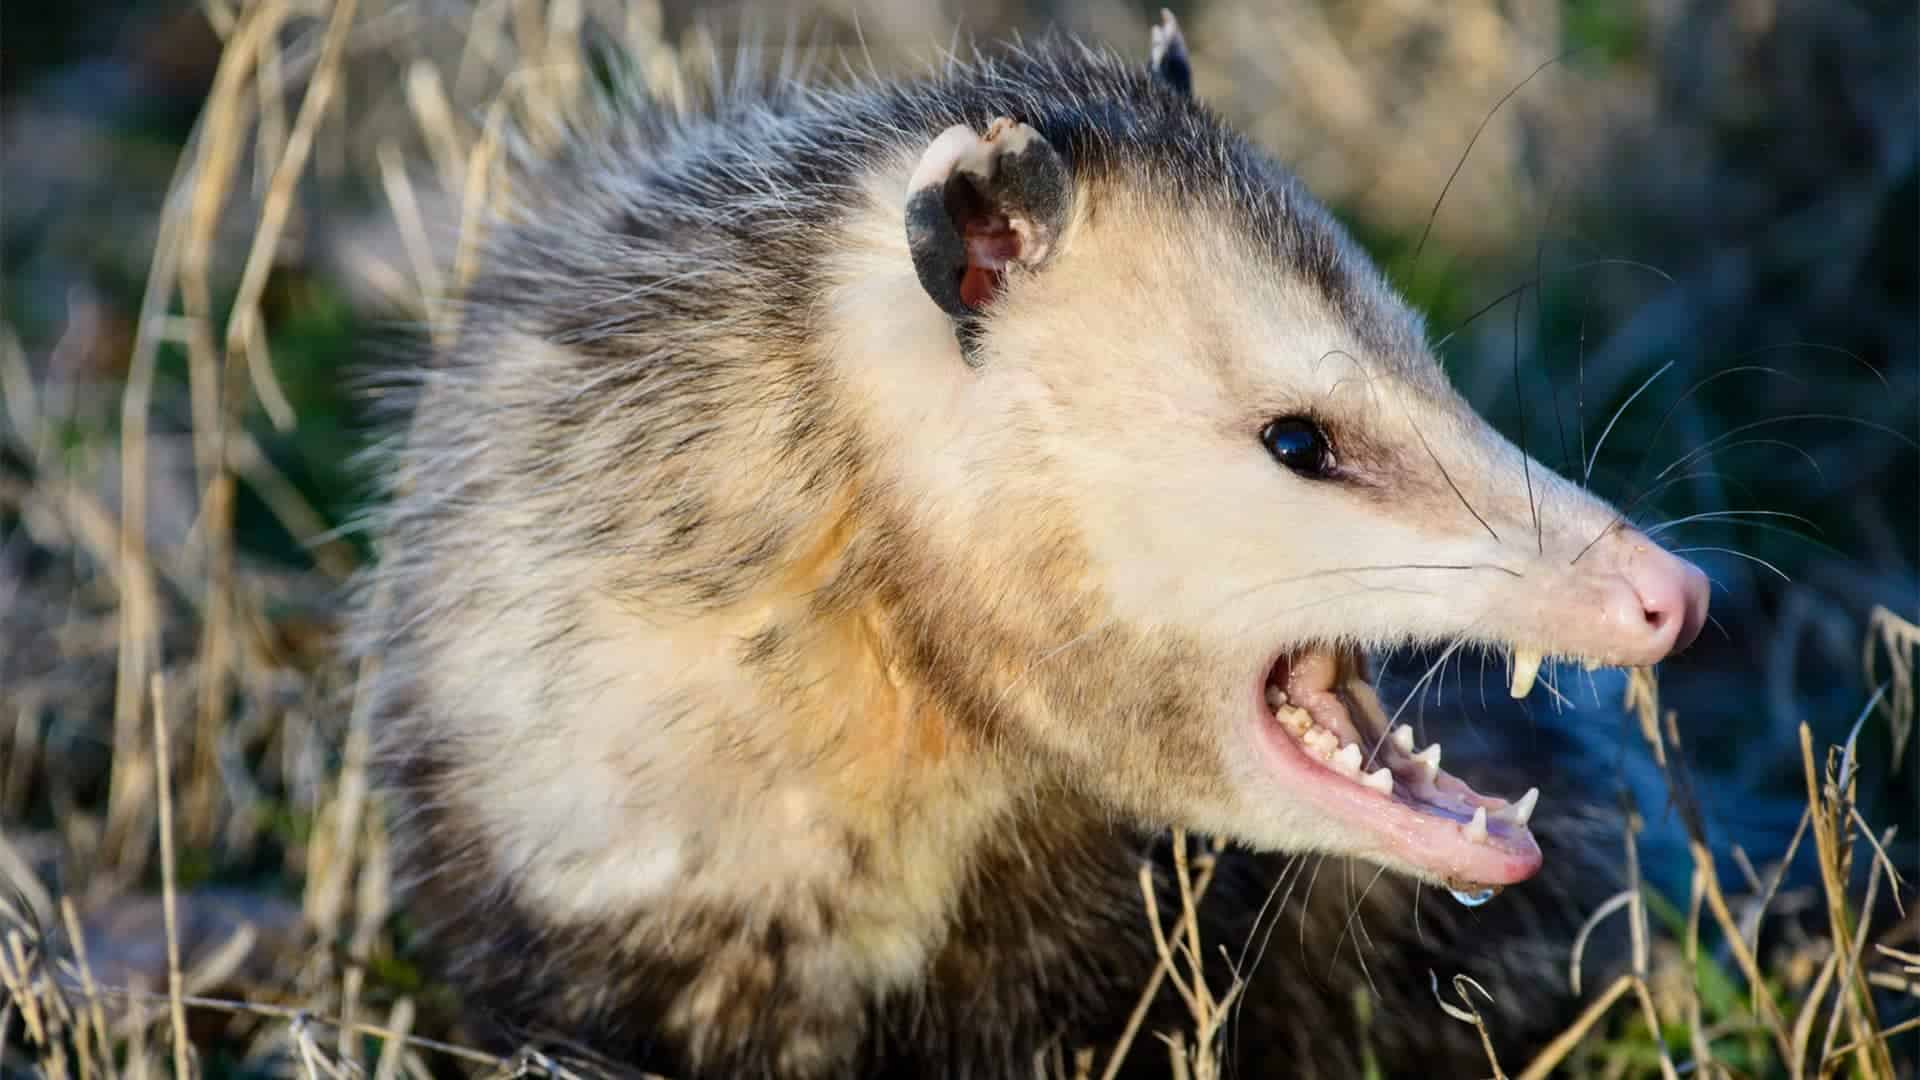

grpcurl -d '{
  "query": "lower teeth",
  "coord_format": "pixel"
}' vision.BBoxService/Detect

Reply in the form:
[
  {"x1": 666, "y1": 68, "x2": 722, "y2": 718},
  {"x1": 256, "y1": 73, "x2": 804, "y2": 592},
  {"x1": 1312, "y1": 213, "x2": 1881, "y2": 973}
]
[{"x1": 1267, "y1": 679, "x2": 1542, "y2": 838}]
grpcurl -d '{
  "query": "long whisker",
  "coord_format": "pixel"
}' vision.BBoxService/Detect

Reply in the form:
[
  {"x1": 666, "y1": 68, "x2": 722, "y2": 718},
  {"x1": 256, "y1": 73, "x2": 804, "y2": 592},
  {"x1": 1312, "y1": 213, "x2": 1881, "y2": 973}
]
[
  {"x1": 1735, "y1": 340, "x2": 1888, "y2": 388},
  {"x1": 1362, "y1": 639, "x2": 1453, "y2": 771},
  {"x1": 1230, "y1": 852, "x2": 1307, "y2": 1061},
  {"x1": 1387, "y1": 636, "x2": 1474, "y2": 732},
  {"x1": 1575, "y1": 292, "x2": 1589, "y2": 489},
  {"x1": 1647, "y1": 515, "x2": 1847, "y2": 560},
  {"x1": 1669, "y1": 545, "x2": 1791, "y2": 583},
  {"x1": 1408, "y1": 51, "x2": 1574, "y2": 279},
  {"x1": 1625, "y1": 365, "x2": 1805, "y2": 487},
  {"x1": 1535, "y1": 176, "x2": 1578, "y2": 480},
  {"x1": 1584, "y1": 359, "x2": 1675, "y2": 486},
  {"x1": 1512, "y1": 283, "x2": 1543, "y2": 554},
  {"x1": 1654, "y1": 413, "x2": 1919, "y2": 486},
  {"x1": 1647, "y1": 438, "x2": 1826, "y2": 487},
  {"x1": 1641, "y1": 508, "x2": 1823, "y2": 538},
  {"x1": 1329, "y1": 863, "x2": 1388, "y2": 998},
  {"x1": 1570, "y1": 456, "x2": 1814, "y2": 567},
  {"x1": 1295, "y1": 854, "x2": 1335, "y2": 966},
  {"x1": 1431, "y1": 258, "x2": 1675, "y2": 354},
  {"x1": 1412, "y1": 422, "x2": 1501, "y2": 543}
]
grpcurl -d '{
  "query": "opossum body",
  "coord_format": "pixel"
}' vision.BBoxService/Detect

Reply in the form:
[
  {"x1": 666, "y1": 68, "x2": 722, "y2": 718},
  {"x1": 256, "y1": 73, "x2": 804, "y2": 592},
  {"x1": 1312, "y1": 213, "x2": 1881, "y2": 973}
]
[{"x1": 357, "y1": 15, "x2": 1709, "y2": 1078}]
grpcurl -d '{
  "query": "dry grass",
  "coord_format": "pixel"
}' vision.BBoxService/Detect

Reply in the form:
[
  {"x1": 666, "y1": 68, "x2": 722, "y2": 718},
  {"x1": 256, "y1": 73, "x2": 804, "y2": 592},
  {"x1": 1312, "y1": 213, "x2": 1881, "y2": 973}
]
[{"x1": 1, "y1": 2, "x2": 1915, "y2": 1077}]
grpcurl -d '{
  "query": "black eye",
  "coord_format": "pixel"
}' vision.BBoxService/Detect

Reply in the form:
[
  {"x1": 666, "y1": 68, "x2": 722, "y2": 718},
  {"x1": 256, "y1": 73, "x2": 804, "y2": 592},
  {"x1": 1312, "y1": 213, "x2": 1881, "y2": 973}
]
[{"x1": 1261, "y1": 416, "x2": 1333, "y2": 477}]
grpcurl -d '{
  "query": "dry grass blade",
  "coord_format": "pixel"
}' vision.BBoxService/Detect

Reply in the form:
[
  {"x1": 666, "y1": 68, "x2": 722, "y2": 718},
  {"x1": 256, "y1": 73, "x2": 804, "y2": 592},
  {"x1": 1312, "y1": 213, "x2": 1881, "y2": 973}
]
[
  {"x1": 1569, "y1": 889, "x2": 1634, "y2": 995},
  {"x1": 59, "y1": 899, "x2": 116, "y2": 1080},
  {"x1": 1431, "y1": 972, "x2": 1507, "y2": 1079},
  {"x1": 1516, "y1": 974, "x2": 1635, "y2": 1080},
  {"x1": 150, "y1": 676, "x2": 191, "y2": 1080},
  {"x1": 1624, "y1": 662, "x2": 1799, "y2": 1068},
  {"x1": 1863, "y1": 606, "x2": 1918, "y2": 762},
  {"x1": 224, "y1": 0, "x2": 362, "y2": 429},
  {"x1": 1799, "y1": 724, "x2": 1896, "y2": 1078},
  {"x1": 1110, "y1": 831, "x2": 1240, "y2": 1080},
  {"x1": 404, "y1": 61, "x2": 470, "y2": 198}
]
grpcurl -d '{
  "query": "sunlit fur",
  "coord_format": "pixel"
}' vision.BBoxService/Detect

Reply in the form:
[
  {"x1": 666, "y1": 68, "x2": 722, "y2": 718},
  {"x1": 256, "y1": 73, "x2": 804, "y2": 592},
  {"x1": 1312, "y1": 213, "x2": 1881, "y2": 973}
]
[{"x1": 356, "y1": 38, "x2": 1638, "y2": 1077}]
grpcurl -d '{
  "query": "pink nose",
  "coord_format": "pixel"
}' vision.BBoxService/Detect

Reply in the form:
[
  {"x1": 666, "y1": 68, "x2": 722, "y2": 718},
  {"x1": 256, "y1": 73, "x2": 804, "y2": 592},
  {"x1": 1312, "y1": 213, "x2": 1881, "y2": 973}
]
[{"x1": 1617, "y1": 537, "x2": 1711, "y2": 659}]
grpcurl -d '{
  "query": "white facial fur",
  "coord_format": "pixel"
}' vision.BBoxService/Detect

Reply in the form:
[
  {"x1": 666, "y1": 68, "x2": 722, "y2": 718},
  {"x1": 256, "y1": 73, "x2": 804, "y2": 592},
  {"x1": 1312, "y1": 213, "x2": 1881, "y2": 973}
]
[{"x1": 833, "y1": 148, "x2": 1698, "y2": 869}]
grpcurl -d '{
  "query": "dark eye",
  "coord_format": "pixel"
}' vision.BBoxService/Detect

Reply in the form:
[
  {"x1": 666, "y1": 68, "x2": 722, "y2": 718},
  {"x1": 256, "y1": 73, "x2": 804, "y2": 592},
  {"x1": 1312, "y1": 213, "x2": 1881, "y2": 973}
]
[{"x1": 1261, "y1": 416, "x2": 1333, "y2": 477}]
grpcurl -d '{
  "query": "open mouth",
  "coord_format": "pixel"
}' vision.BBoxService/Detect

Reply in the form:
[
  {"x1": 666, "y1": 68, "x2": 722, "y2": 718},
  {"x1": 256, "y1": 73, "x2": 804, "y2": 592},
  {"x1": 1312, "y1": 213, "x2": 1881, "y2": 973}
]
[{"x1": 1253, "y1": 647, "x2": 1545, "y2": 892}]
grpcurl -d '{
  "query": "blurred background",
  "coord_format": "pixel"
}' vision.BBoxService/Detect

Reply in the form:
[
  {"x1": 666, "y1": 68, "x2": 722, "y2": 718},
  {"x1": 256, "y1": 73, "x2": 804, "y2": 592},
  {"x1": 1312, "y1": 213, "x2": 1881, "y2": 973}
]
[{"x1": 1, "y1": 0, "x2": 1915, "y2": 1075}]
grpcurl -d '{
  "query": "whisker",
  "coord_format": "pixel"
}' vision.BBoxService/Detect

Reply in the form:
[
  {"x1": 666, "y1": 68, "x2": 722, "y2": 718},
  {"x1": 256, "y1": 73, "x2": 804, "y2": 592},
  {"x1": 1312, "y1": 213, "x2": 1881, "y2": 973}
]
[
  {"x1": 1617, "y1": 466, "x2": 1759, "y2": 514},
  {"x1": 1364, "y1": 634, "x2": 1476, "y2": 770},
  {"x1": 1576, "y1": 295, "x2": 1589, "y2": 489},
  {"x1": 1669, "y1": 545, "x2": 1792, "y2": 583},
  {"x1": 1584, "y1": 359, "x2": 1675, "y2": 487},
  {"x1": 1569, "y1": 461, "x2": 1790, "y2": 567},
  {"x1": 1647, "y1": 437, "x2": 1825, "y2": 487},
  {"x1": 1536, "y1": 180, "x2": 1578, "y2": 480},
  {"x1": 1510, "y1": 284, "x2": 1543, "y2": 553},
  {"x1": 1625, "y1": 365, "x2": 1805, "y2": 488},
  {"x1": 1643, "y1": 515, "x2": 1846, "y2": 560},
  {"x1": 1538, "y1": 666, "x2": 1575, "y2": 712},
  {"x1": 1408, "y1": 51, "x2": 1575, "y2": 280},
  {"x1": 1329, "y1": 863, "x2": 1388, "y2": 999},
  {"x1": 1431, "y1": 258, "x2": 1675, "y2": 354},
  {"x1": 1412, "y1": 422, "x2": 1501, "y2": 543},
  {"x1": 1734, "y1": 340, "x2": 1887, "y2": 388},
  {"x1": 1231, "y1": 852, "x2": 1306, "y2": 1061},
  {"x1": 1641, "y1": 508, "x2": 1823, "y2": 538},
  {"x1": 1654, "y1": 413, "x2": 1919, "y2": 486},
  {"x1": 1387, "y1": 634, "x2": 1478, "y2": 732}
]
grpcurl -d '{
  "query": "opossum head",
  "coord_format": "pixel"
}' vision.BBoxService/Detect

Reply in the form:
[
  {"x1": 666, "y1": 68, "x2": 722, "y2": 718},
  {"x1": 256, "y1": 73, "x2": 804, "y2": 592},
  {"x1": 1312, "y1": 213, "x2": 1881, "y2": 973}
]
[{"x1": 834, "y1": 52, "x2": 1707, "y2": 893}]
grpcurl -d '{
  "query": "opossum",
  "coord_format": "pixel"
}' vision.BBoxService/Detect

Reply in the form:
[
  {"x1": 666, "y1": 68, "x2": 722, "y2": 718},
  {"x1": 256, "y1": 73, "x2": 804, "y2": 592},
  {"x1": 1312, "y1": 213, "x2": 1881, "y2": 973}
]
[{"x1": 354, "y1": 13, "x2": 1710, "y2": 1078}]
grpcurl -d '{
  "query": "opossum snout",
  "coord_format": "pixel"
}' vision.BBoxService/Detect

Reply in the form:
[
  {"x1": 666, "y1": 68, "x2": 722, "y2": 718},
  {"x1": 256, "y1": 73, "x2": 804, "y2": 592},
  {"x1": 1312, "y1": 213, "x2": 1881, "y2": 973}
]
[{"x1": 1594, "y1": 531, "x2": 1711, "y2": 661}]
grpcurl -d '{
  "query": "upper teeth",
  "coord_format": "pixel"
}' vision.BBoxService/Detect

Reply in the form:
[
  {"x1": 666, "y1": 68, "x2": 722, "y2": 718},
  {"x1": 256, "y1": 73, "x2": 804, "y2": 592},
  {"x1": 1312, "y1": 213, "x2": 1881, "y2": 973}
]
[
  {"x1": 1509, "y1": 649, "x2": 1543, "y2": 699},
  {"x1": 1390, "y1": 724, "x2": 1415, "y2": 753}
]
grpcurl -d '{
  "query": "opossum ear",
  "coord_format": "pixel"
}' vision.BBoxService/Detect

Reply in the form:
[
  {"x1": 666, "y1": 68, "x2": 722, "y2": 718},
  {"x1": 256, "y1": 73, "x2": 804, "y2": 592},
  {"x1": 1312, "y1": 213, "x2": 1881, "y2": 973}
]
[
  {"x1": 905, "y1": 118, "x2": 1070, "y2": 336},
  {"x1": 1149, "y1": 9, "x2": 1192, "y2": 97}
]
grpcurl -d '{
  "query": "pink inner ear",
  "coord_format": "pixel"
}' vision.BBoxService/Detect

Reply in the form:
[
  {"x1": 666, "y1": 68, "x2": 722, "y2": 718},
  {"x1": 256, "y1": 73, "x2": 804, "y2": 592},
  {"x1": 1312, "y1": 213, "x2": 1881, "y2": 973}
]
[{"x1": 960, "y1": 214, "x2": 1022, "y2": 308}]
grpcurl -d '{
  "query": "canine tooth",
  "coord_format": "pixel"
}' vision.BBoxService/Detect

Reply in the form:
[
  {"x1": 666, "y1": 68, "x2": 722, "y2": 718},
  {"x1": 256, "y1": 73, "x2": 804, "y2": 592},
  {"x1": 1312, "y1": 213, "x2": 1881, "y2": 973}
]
[
  {"x1": 1464, "y1": 806, "x2": 1488, "y2": 844},
  {"x1": 1389, "y1": 724, "x2": 1415, "y2": 754},
  {"x1": 1333, "y1": 743, "x2": 1362, "y2": 775},
  {"x1": 1509, "y1": 649, "x2": 1543, "y2": 699},
  {"x1": 1511, "y1": 787, "x2": 1538, "y2": 827},
  {"x1": 1265, "y1": 684, "x2": 1286, "y2": 709},
  {"x1": 1362, "y1": 767, "x2": 1393, "y2": 795}
]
